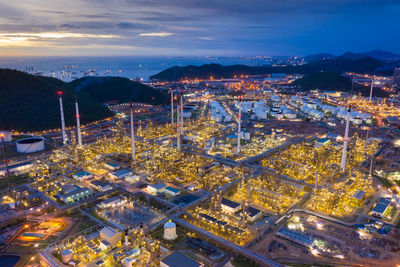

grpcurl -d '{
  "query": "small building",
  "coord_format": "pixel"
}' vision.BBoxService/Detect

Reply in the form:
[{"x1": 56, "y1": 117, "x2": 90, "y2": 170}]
[
  {"x1": 109, "y1": 169, "x2": 133, "y2": 180},
  {"x1": 0, "y1": 161, "x2": 33, "y2": 176},
  {"x1": 372, "y1": 197, "x2": 391, "y2": 218},
  {"x1": 326, "y1": 133, "x2": 340, "y2": 141},
  {"x1": 57, "y1": 185, "x2": 93, "y2": 203},
  {"x1": 90, "y1": 180, "x2": 112, "y2": 192},
  {"x1": 125, "y1": 175, "x2": 140, "y2": 183},
  {"x1": 246, "y1": 206, "x2": 262, "y2": 222},
  {"x1": 72, "y1": 171, "x2": 93, "y2": 181},
  {"x1": 161, "y1": 252, "x2": 202, "y2": 267},
  {"x1": 352, "y1": 190, "x2": 366, "y2": 205},
  {"x1": 100, "y1": 227, "x2": 121, "y2": 248},
  {"x1": 221, "y1": 198, "x2": 241, "y2": 214},
  {"x1": 147, "y1": 183, "x2": 167, "y2": 194},
  {"x1": 314, "y1": 138, "x2": 331, "y2": 148},
  {"x1": 98, "y1": 196, "x2": 127, "y2": 209},
  {"x1": 276, "y1": 227, "x2": 315, "y2": 248},
  {"x1": 104, "y1": 162, "x2": 120, "y2": 171},
  {"x1": 123, "y1": 248, "x2": 140, "y2": 267},
  {"x1": 163, "y1": 186, "x2": 181, "y2": 197}
]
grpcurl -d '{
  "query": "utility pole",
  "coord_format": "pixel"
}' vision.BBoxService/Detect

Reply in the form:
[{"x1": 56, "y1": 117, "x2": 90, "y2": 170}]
[
  {"x1": 57, "y1": 91, "x2": 67, "y2": 144},
  {"x1": 0, "y1": 134, "x2": 11, "y2": 195}
]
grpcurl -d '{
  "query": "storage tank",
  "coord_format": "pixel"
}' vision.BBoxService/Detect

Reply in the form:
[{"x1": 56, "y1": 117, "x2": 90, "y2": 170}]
[
  {"x1": 163, "y1": 221, "x2": 177, "y2": 240},
  {"x1": 61, "y1": 249, "x2": 73, "y2": 263},
  {"x1": 16, "y1": 137, "x2": 45, "y2": 153},
  {"x1": 0, "y1": 131, "x2": 12, "y2": 142}
]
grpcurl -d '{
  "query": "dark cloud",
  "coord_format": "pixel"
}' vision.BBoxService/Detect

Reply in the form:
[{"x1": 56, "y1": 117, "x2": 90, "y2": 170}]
[{"x1": 0, "y1": 0, "x2": 399, "y2": 55}]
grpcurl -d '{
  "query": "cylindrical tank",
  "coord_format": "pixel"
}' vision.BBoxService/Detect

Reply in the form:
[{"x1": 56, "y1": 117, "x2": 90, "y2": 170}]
[
  {"x1": 61, "y1": 249, "x2": 73, "y2": 263},
  {"x1": 0, "y1": 131, "x2": 12, "y2": 142},
  {"x1": 163, "y1": 221, "x2": 177, "y2": 240},
  {"x1": 16, "y1": 137, "x2": 44, "y2": 153}
]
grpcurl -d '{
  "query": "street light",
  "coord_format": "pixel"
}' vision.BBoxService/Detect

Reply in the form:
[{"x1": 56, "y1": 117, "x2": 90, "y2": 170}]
[{"x1": 0, "y1": 133, "x2": 11, "y2": 195}]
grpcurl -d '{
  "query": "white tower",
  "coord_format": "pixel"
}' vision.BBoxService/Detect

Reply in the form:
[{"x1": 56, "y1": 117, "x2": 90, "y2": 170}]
[
  {"x1": 236, "y1": 98, "x2": 242, "y2": 154},
  {"x1": 369, "y1": 75, "x2": 374, "y2": 102},
  {"x1": 340, "y1": 107, "x2": 351, "y2": 172},
  {"x1": 74, "y1": 97, "x2": 82, "y2": 147},
  {"x1": 170, "y1": 90, "x2": 174, "y2": 124},
  {"x1": 177, "y1": 104, "x2": 181, "y2": 151},
  {"x1": 130, "y1": 102, "x2": 136, "y2": 162},
  {"x1": 180, "y1": 93, "x2": 184, "y2": 135},
  {"x1": 57, "y1": 91, "x2": 67, "y2": 144}
]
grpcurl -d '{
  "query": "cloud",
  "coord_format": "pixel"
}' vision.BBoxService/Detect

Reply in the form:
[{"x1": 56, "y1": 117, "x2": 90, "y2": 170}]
[{"x1": 139, "y1": 32, "x2": 174, "y2": 37}]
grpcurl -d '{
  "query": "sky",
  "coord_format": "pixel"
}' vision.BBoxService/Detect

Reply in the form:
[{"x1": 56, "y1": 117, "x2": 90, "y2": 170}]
[{"x1": 0, "y1": 0, "x2": 399, "y2": 57}]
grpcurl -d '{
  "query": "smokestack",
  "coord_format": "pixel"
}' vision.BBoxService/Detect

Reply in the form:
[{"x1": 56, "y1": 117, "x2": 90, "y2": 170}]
[
  {"x1": 130, "y1": 102, "x2": 136, "y2": 162},
  {"x1": 180, "y1": 93, "x2": 184, "y2": 135},
  {"x1": 236, "y1": 97, "x2": 242, "y2": 154},
  {"x1": 170, "y1": 90, "x2": 174, "y2": 124},
  {"x1": 369, "y1": 75, "x2": 374, "y2": 102},
  {"x1": 177, "y1": 104, "x2": 181, "y2": 151},
  {"x1": 340, "y1": 107, "x2": 351, "y2": 172},
  {"x1": 75, "y1": 97, "x2": 82, "y2": 147},
  {"x1": 57, "y1": 91, "x2": 67, "y2": 144}
]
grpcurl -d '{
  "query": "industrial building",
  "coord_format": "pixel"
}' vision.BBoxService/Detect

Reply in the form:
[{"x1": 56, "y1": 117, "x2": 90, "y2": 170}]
[
  {"x1": 72, "y1": 171, "x2": 93, "y2": 181},
  {"x1": 100, "y1": 227, "x2": 121, "y2": 248},
  {"x1": 147, "y1": 183, "x2": 167, "y2": 194},
  {"x1": 163, "y1": 186, "x2": 181, "y2": 197},
  {"x1": 90, "y1": 180, "x2": 112, "y2": 192},
  {"x1": 98, "y1": 196, "x2": 127, "y2": 209},
  {"x1": 371, "y1": 197, "x2": 391, "y2": 218},
  {"x1": 221, "y1": 198, "x2": 241, "y2": 214},
  {"x1": 57, "y1": 185, "x2": 93, "y2": 203},
  {"x1": 104, "y1": 162, "x2": 120, "y2": 171},
  {"x1": 0, "y1": 161, "x2": 33, "y2": 176},
  {"x1": 109, "y1": 169, "x2": 133, "y2": 180},
  {"x1": 276, "y1": 227, "x2": 315, "y2": 248}
]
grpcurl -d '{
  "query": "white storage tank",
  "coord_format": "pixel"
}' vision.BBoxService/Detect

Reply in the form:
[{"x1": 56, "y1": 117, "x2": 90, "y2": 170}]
[
  {"x1": 163, "y1": 221, "x2": 177, "y2": 240},
  {"x1": 16, "y1": 137, "x2": 45, "y2": 153},
  {"x1": 0, "y1": 131, "x2": 12, "y2": 142},
  {"x1": 61, "y1": 249, "x2": 73, "y2": 263}
]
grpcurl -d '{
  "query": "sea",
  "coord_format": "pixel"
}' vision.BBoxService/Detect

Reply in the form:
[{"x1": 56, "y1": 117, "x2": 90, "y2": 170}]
[{"x1": 0, "y1": 56, "x2": 274, "y2": 82}]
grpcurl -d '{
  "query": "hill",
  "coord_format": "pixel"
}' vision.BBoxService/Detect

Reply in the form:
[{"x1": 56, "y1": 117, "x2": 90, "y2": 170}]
[
  {"x1": 71, "y1": 76, "x2": 169, "y2": 105},
  {"x1": 291, "y1": 72, "x2": 389, "y2": 97},
  {"x1": 291, "y1": 72, "x2": 352, "y2": 91},
  {"x1": 0, "y1": 69, "x2": 169, "y2": 132},
  {"x1": 150, "y1": 57, "x2": 386, "y2": 81}
]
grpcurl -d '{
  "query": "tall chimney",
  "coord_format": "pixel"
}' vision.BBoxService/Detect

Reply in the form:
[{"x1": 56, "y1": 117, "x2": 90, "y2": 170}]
[
  {"x1": 177, "y1": 104, "x2": 181, "y2": 151},
  {"x1": 75, "y1": 97, "x2": 82, "y2": 147},
  {"x1": 369, "y1": 75, "x2": 374, "y2": 102},
  {"x1": 130, "y1": 102, "x2": 136, "y2": 162},
  {"x1": 57, "y1": 91, "x2": 67, "y2": 144},
  {"x1": 180, "y1": 93, "x2": 184, "y2": 135},
  {"x1": 236, "y1": 97, "x2": 242, "y2": 154},
  {"x1": 340, "y1": 107, "x2": 351, "y2": 172},
  {"x1": 170, "y1": 90, "x2": 174, "y2": 124}
]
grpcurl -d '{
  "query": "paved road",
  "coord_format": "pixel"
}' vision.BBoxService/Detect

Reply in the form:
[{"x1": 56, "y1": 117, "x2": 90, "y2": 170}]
[{"x1": 174, "y1": 217, "x2": 283, "y2": 267}]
